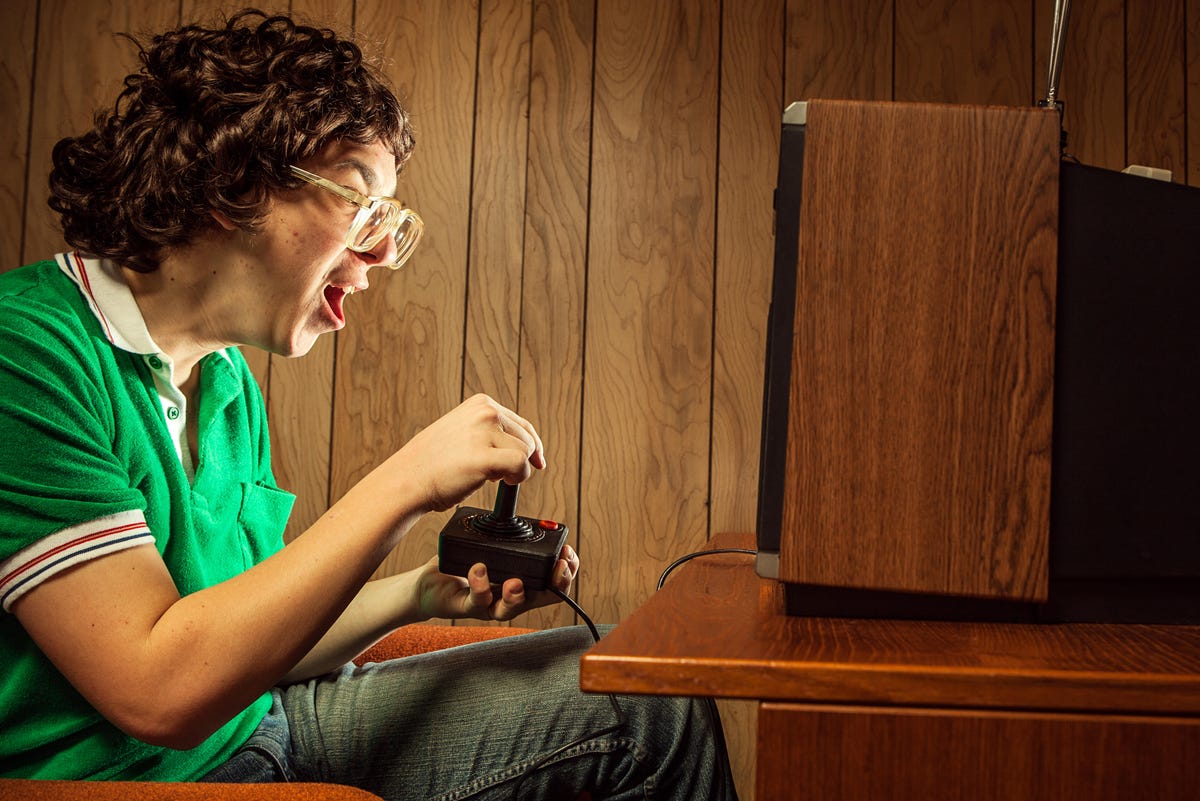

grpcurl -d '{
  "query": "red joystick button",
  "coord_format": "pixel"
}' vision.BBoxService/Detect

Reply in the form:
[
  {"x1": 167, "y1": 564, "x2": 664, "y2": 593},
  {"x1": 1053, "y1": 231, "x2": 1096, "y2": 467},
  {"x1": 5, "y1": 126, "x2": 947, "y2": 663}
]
[{"x1": 537, "y1": 519, "x2": 560, "y2": 531}]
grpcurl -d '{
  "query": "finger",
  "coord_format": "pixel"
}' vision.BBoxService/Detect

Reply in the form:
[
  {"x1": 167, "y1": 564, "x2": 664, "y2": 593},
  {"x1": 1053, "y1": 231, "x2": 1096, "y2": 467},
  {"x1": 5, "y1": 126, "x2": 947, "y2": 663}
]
[
  {"x1": 560, "y1": 544, "x2": 579, "y2": 576},
  {"x1": 493, "y1": 577, "x2": 526, "y2": 620},
  {"x1": 551, "y1": 557, "x2": 573, "y2": 592},
  {"x1": 466, "y1": 563, "x2": 494, "y2": 611},
  {"x1": 497, "y1": 407, "x2": 545, "y2": 471}
]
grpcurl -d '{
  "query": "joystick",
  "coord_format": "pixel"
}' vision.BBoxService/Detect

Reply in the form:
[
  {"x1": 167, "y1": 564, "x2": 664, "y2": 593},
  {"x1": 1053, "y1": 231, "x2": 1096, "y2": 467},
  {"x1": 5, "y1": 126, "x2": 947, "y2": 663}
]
[{"x1": 437, "y1": 482, "x2": 569, "y2": 591}]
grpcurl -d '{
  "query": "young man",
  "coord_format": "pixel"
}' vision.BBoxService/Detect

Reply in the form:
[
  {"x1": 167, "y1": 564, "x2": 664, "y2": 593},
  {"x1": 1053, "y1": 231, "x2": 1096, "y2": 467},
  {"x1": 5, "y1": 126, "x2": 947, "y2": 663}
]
[{"x1": 0, "y1": 10, "x2": 735, "y2": 799}]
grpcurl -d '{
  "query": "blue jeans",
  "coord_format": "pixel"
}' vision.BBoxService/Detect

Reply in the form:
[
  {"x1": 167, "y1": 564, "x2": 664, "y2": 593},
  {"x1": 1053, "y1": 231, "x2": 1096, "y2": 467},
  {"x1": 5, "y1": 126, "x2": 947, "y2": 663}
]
[{"x1": 200, "y1": 626, "x2": 737, "y2": 800}]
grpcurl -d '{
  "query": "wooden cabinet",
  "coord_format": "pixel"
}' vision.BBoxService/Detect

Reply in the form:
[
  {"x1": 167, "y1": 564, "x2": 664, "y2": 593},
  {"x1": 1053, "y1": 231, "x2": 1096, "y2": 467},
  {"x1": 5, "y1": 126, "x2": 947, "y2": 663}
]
[
  {"x1": 759, "y1": 704, "x2": 1200, "y2": 801},
  {"x1": 581, "y1": 535, "x2": 1200, "y2": 800}
]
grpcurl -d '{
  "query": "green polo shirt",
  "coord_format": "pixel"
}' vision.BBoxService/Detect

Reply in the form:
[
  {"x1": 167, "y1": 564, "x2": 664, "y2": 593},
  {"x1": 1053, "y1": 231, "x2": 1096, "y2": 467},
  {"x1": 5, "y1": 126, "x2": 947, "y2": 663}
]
[{"x1": 0, "y1": 256, "x2": 295, "y2": 780}]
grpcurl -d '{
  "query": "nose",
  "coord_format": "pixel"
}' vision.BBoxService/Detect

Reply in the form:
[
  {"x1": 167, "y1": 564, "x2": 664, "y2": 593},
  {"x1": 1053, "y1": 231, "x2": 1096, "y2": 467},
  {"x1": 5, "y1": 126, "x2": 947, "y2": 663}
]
[{"x1": 358, "y1": 232, "x2": 400, "y2": 270}]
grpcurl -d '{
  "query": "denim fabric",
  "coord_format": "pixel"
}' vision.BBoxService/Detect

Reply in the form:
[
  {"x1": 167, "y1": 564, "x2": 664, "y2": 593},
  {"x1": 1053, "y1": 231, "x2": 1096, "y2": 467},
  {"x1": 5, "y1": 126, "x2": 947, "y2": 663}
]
[
  {"x1": 199, "y1": 692, "x2": 294, "y2": 783},
  {"x1": 204, "y1": 625, "x2": 736, "y2": 800}
]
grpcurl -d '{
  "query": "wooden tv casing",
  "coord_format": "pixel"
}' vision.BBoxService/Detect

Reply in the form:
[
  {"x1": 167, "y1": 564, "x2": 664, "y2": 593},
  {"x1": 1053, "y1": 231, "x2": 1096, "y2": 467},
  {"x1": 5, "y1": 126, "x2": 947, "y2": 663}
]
[{"x1": 774, "y1": 99, "x2": 1061, "y2": 616}]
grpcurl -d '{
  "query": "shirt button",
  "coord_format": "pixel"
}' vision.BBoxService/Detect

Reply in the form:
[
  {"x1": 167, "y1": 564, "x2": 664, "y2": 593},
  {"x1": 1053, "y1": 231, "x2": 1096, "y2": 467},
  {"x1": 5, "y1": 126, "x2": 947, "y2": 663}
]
[
  {"x1": 166, "y1": 406, "x2": 180, "y2": 420},
  {"x1": 148, "y1": 355, "x2": 163, "y2": 370}
]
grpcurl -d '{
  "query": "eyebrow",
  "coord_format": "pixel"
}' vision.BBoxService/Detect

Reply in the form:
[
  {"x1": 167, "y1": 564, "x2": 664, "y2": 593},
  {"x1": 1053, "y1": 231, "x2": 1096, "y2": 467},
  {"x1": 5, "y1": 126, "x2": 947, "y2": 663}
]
[
  {"x1": 336, "y1": 159, "x2": 380, "y2": 193},
  {"x1": 335, "y1": 158, "x2": 399, "y2": 197}
]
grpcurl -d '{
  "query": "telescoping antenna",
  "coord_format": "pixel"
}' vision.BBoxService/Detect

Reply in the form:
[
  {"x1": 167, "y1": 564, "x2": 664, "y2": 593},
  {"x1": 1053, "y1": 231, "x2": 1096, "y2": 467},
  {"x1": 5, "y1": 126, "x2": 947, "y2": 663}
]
[{"x1": 1040, "y1": 0, "x2": 1072, "y2": 110}]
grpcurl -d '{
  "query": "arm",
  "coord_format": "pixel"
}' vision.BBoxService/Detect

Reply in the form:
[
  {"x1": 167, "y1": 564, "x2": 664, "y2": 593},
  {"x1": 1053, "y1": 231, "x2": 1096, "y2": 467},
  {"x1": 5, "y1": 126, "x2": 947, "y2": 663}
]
[
  {"x1": 279, "y1": 544, "x2": 579, "y2": 684},
  {"x1": 13, "y1": 394, "x2": 546, "y2": 750}
]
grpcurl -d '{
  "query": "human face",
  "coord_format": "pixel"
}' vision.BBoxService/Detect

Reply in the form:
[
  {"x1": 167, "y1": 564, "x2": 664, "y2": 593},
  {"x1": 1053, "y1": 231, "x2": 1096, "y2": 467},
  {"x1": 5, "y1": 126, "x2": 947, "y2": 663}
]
[
  {"x1": 238, "y1": 140, "x2": 404, "y2": 357},
  {"x1": 288, "y1": 165, "x2": 423, "y2": 268}
]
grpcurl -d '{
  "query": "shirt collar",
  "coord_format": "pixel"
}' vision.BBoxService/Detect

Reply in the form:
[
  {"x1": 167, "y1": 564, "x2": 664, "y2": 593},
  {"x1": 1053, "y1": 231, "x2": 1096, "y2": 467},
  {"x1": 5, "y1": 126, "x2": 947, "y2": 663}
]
[
  {"x1": 56, "y1": 251, "x2": 161, "y2": 355},
  {"x1": 55, "y1": 251, "x2": 233, "y2": 366}
]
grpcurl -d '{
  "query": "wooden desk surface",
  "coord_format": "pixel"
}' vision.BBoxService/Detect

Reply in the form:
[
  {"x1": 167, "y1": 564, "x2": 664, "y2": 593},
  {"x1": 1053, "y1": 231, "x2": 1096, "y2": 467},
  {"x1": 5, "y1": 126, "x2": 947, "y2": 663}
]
[{"x1": 581, "y1": 534, "x2": 1200, "y2": 715}]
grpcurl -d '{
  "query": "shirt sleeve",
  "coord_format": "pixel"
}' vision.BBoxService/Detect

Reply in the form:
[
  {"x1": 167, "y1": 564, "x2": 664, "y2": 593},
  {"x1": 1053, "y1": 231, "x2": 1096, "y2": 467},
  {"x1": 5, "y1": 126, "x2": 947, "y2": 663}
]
[{"x1": 0, "y1": 294, "x2": 155, "y2": 611}]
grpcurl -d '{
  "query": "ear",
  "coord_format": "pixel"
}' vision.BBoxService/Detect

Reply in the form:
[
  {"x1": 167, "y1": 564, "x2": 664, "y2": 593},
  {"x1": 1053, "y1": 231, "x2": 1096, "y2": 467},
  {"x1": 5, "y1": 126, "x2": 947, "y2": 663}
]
[{"x1": 209, "y1": 209, "x2": 239, "y2": 231}]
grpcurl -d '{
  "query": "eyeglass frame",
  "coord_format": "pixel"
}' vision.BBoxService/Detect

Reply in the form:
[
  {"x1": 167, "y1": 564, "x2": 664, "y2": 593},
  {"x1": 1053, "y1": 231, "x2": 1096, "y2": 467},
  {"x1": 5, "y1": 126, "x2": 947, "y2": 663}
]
[{"x1": 287, "y1": 164, "x2": 424, "y2": 270}]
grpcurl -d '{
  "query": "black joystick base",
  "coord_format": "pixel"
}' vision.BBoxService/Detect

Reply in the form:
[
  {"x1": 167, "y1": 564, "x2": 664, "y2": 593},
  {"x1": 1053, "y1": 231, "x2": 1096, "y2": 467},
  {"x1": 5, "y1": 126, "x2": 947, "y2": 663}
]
[{"x1": 438, "y1": 482, "x2": 568, "y2": 591}]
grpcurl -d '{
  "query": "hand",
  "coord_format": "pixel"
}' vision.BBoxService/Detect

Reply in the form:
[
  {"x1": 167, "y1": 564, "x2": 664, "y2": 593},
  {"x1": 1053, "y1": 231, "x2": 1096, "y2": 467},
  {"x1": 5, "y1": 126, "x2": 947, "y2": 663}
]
[
  {"x1": 414, "y1": 544, "x2": 580, "y2": 622},
  {"x1": 392, "y1": 394, "x2": 546, "y2": 513}
]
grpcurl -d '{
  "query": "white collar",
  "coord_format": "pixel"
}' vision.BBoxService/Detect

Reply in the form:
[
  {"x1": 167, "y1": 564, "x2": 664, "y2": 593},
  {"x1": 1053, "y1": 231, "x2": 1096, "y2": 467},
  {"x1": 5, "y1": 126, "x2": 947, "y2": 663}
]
[
  {"x1": 55, "y1": 251, "x2": 231, "y2": 365},
  {"x1": 56, "y1": 251, "x2": 162, "y2": 355}
]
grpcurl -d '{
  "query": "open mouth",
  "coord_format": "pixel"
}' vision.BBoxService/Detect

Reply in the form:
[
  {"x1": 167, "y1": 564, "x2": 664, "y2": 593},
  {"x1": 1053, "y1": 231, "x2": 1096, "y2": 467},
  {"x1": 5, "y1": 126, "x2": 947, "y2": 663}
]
[{"x1": 324, "y1": 285, "x2": 350, "y2": 326}]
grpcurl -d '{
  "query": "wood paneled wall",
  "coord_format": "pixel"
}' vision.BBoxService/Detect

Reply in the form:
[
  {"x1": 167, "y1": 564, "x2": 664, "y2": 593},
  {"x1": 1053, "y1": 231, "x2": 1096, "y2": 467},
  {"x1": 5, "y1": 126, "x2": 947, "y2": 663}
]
[{"x1": 2, "y1": 2, "x2": 1197, "y2": 796}]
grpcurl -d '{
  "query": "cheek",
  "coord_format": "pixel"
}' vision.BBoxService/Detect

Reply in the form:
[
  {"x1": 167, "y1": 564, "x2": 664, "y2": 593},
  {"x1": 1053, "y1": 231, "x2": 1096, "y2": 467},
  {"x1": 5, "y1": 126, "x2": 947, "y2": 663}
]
[{"x1": 288, "y1": 223, "x2": 343, "y2": 254}]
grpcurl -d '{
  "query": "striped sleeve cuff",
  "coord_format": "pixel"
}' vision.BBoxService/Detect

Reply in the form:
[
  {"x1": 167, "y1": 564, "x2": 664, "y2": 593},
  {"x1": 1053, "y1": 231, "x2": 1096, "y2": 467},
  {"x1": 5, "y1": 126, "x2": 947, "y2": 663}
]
[{"x1": 1, "y1": 511, "x2": 155, "y2": 612}]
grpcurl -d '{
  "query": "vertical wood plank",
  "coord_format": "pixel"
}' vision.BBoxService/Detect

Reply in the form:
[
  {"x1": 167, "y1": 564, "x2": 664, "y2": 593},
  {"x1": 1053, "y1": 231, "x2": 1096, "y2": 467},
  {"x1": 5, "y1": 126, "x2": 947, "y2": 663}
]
[
  {"x1": 461, "y1": 0, "x2": 531, "y2": 517},
  {"x1": 710, "y1": 0, "x2": 781, "y2": 542},
  {"x1": 712, "y1": 3, "x2": 784, "y2": 795},
  {"x1": 785, "y1": 0, "x2": 893, "y2": 102},
  {"x1": 516, "y1": 0, "x2": 593, "y2": 630},
  {"x1": 584, "y1": 0, "x2": 720, "y2": 623},
  {"x1": 1190, "y1": 0, "x2": 1200, "y2": 186},
  {"x1": 1127, "y1": 0, "x2": 1187, "y2": 180},
  {"x1": 0, "y1": 0, "x2": 37, "y2": 270},
  {"x1": 894, "y1": 0, "x2": 1033, "y2": 105},
  {"x1": 23, "y1": 0, "x2": 178, "y2": 262},
  {"x1": 345, "y1": 0, "x2": 478, "y2": 580},
  {"x1": 1033, "y1": 0, "x2": 1125, "y2": 171}
]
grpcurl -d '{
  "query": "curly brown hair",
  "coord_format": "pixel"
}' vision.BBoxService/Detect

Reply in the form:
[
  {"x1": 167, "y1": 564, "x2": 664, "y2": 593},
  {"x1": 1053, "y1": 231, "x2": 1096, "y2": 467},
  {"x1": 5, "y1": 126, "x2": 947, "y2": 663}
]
[{"x1": 49, "y1": 9, "x2": 415, "y2": 272}]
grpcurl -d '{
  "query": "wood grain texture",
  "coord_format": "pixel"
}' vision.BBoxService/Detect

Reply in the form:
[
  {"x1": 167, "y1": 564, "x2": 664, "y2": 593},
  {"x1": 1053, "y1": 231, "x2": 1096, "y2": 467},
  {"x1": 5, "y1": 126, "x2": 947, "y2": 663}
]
[
  {"x1": 1033, "y1": 0, "x2": 1125, "y2": 171},
  {"x1": 758, "y1": 702, "x2": 1200, "y2": 801},
  {"x1": 0, "y1": 0, "x2": 36, "y2": 269},
  {"x1": 894, "y1": 0, "x2": 1032, "y2": 105},
  {"x1": 339, "y1": 0, "x2": 478, "y2": 581},
  {"x1": 1191, "y1": 0, "x2": 1200, "y2": 186},
  {"x1": 712, "y1": 3, "x2": 780, "y2": 774},
  {"x1": 287, "y1": 0, "x2": 353, "y2": 27},
  {"x1": 709, "y1": 0, "x2": 782, "y2": 540},
  {"x1": 515, "y1": 0, "x2": 593, "y2": 631},
  {"x1": 22, "y1": 0, "x2": 177, "y2": 261},
  {"x1": 784, "y1": 0, "x2": 893, "y2": 102},
  {"x1": 462, "y1": 0, "x2": 529, "y2": 411},
  {"x1": 461, "y1": 0, "x2": 531, "y2": 519},
  {"x1": 780, "y1": 100, "x2": 1059, "y2": 601},
  {"x1": 581, "y1": 534, "x2": 1200, "y2": 715},
  {"x1": 1126, "y1": 0, "x2": 1187, "y2": 180},
  {"x1": 583, "y1": 0, "x2": 719, "y2": 623}
]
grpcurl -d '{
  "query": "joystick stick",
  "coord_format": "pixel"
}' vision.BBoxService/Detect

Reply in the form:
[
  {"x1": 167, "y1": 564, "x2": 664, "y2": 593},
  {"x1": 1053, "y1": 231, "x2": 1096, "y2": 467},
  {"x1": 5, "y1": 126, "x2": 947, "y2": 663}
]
[{"x1": 437, "y1": 482, "x2": 569, "y2": 591}]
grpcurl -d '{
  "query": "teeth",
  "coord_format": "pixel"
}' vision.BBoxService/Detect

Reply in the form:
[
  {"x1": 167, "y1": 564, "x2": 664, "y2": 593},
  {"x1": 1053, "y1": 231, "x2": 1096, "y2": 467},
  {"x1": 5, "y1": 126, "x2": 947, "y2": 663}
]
[{"x1": 345, "y1": 286, "x2": 356, "y2": 295}]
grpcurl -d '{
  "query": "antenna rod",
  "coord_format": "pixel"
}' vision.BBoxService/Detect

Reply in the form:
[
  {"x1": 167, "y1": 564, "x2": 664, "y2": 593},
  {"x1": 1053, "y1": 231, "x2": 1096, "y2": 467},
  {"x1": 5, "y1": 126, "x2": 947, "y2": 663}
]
[{"x1": 1043, "y1": 0, "x2": 1072, "y2": 107}]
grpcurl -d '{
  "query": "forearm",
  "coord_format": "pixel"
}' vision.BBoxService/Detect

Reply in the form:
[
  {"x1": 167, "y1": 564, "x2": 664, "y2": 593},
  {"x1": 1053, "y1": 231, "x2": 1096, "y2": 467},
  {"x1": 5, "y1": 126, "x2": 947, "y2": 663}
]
[
  {"x1": 279, "y1": 569, "x2": 428, "y2": 683},
  {"x1": 146, "y1": 469, "x2": 425, "y2": 739}
]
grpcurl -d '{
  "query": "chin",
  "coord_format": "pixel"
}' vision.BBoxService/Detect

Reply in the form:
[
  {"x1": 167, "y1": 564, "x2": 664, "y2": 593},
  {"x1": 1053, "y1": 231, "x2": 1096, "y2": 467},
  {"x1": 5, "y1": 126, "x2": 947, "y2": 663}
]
[{"x1": 277, "y1": 331, "x2": 323, "y2": 358}]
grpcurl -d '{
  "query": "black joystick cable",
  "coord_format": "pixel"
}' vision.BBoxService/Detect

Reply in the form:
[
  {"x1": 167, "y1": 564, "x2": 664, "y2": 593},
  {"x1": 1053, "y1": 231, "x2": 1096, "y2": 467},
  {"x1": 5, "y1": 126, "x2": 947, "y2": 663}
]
[{"x1": 470, "y1": 482, "x2": 535, "y2": 539}]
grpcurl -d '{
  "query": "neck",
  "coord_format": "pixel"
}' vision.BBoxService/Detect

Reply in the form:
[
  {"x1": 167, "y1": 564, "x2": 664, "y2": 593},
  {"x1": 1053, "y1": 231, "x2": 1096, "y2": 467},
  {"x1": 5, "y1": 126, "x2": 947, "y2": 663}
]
[{"x1": 120, "y1": 249, "x2": 232, "y2": 391}]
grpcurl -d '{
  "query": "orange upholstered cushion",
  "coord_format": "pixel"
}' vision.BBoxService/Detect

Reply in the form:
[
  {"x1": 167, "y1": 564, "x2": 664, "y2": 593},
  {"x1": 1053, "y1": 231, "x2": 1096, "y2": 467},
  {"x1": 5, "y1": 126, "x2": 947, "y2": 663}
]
[{"x1": 354, "y1": 624, "x2": 536, "y2": 664}]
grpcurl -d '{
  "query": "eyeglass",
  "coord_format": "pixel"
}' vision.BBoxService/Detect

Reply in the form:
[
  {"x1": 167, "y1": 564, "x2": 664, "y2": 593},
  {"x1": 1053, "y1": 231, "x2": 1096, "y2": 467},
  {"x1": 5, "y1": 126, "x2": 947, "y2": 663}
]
[{"x1": 288, "y1": 165, "x2": 424, "y2": 270}]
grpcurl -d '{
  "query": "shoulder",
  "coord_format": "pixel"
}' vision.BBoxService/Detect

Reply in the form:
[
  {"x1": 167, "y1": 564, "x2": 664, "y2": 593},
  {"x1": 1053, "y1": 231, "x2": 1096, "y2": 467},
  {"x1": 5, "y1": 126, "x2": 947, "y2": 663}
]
[
  {"x1": 0, "y1": 262, "x2": 116, "y2": 412},
  {"x1": 0, "y1": 259, "x2": 101, "y2": 359}
]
